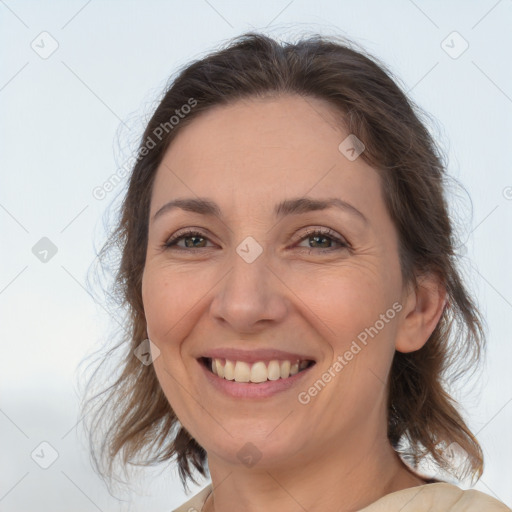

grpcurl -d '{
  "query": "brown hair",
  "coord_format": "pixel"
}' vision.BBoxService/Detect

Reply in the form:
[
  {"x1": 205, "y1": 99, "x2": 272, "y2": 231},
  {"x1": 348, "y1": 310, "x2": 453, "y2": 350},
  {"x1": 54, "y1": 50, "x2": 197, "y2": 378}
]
[{"x1": 80, "y1": 31, "x2": 485, "y2": 494}]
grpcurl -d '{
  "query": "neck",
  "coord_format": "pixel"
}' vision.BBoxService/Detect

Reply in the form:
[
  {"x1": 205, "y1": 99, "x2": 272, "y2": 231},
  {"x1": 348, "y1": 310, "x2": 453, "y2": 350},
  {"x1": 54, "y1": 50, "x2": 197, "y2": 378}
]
[{"x1": 202, "y1": 432, "x2": 425, "y2": 512}]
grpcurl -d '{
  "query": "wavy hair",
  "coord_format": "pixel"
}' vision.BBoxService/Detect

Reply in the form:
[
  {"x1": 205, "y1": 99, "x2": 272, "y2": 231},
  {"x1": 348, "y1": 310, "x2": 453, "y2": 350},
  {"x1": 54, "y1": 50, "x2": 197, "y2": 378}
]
[{"x1": 79, "y1": 31, "x2": 485, "y2": 494}]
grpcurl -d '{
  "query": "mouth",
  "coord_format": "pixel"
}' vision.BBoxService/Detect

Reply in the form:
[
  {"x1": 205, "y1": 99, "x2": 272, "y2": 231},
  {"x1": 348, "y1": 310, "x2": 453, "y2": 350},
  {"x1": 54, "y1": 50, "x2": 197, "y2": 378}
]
[{"x1": 198, "y1": 356, "x2": 316, "y2": 384}]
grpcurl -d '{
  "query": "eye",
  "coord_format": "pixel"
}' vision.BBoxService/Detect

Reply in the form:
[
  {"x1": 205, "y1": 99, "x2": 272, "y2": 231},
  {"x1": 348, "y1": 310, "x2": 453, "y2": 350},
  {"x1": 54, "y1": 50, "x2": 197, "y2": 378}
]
[
  {"x1": 294, "y1": 227, "x2": 350, "y2": 253},
  {"x1": 163, "y1": 227, "x2": 350, "y2": 254},
  {"x1": 163, "y1": 229, "x2": 213, "y2": 250}
]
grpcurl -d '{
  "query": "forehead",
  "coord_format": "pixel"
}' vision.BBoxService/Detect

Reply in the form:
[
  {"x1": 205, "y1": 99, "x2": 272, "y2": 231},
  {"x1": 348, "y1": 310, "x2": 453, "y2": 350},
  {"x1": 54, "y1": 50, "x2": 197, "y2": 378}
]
[
  {"x1": 150, "y1": 94, "x2": 383, "y2": 219},
  {"x1": 162, "y1": 94, "x2": 346, "y2": 165}
]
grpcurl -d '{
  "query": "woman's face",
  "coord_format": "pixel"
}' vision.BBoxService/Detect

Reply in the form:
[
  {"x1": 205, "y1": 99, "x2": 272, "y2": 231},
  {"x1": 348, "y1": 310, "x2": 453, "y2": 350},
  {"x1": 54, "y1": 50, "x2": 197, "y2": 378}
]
[{"x1": 142, "y1": 94, "x2": 408, "y2": 470}]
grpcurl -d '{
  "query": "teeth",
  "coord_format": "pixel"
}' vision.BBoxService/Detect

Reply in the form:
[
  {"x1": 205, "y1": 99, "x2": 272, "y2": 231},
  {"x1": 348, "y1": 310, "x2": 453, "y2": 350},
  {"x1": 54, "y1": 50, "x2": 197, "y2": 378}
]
[
  {"x1": 208, "y1": 358, "x2": 312, "y2": 383},
  {"x1": 215, "y1": 359, "x2": 224, "y2": 378},
  {"x1": 234, "y1": 361, "x2": 251, "y2": 382},
  {"x1": 224, "y1": 359, "x2": 235, "y2": 380},
  {"x1": 250, "y1": 361, "x2": 268, "y2": 383},
  {"x1": 280, "y1": 360, "x2": 290, "y2": 378},
  {"x1": 268, "y1": 360, "x2": 281, "y2": 381}
]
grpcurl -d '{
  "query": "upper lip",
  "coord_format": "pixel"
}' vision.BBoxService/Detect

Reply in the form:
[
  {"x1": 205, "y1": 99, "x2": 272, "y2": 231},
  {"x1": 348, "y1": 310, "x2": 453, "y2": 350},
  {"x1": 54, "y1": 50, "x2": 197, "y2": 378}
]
[{"x1": 199, "y1": 348, "x2": 317, "y2": 364}]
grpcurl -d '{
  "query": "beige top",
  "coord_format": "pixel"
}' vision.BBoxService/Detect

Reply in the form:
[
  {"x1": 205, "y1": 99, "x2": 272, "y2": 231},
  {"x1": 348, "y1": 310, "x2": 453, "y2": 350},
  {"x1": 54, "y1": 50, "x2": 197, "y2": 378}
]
[{"x1": 172, "y1": 482, "x2": 511, "y2": 512}]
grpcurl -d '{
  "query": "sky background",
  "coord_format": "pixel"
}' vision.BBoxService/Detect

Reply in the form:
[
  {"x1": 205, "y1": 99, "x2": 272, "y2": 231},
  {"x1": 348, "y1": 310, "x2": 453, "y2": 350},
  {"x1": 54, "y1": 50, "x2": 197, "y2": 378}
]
[{"x1": 1, "y1": 0, "x2": 511, "y2": 510}]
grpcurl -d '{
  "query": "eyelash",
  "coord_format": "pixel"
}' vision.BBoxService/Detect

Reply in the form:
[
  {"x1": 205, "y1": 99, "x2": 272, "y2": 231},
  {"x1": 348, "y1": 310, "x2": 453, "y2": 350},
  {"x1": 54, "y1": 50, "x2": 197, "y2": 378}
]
[{"x1": 162, "y1": 227, "x2": 350, "y2": 254}]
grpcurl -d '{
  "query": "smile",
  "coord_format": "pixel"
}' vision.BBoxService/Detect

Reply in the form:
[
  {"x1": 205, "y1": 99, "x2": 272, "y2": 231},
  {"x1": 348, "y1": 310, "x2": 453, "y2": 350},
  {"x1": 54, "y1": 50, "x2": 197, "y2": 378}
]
[
  {"x1": 198, "y1": 356, "x2": 316, "y2": 399},
  {"x1": 200, "y1": 357, "x2": 315, "y2": 383}
]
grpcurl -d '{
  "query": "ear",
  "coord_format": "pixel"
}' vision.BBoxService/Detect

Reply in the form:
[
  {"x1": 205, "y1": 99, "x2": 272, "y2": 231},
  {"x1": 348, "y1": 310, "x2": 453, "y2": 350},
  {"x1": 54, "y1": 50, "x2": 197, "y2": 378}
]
[{"x1": 395, "y1": 272, "x2": 448, "y2": 354}]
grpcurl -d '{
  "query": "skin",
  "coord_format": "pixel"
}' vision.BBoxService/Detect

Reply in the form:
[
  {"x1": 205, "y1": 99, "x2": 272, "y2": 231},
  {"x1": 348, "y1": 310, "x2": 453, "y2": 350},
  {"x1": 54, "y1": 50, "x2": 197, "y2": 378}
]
[{"x1": 141, "y1": 94, "x2": 446, "y2": 511}]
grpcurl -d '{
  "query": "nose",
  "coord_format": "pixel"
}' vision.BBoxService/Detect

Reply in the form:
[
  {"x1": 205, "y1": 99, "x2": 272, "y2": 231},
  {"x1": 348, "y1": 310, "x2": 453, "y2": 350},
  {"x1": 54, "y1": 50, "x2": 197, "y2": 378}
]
[{"x1": 209, "y1": 248, "x2": 288, "y2": 333}]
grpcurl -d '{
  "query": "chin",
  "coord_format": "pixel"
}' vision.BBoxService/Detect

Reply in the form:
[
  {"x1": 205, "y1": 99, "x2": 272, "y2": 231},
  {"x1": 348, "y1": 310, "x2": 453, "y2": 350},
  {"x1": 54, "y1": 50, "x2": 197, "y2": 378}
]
[{"x1": 203, "y1": 429, "x2": 307, "y2": 469}]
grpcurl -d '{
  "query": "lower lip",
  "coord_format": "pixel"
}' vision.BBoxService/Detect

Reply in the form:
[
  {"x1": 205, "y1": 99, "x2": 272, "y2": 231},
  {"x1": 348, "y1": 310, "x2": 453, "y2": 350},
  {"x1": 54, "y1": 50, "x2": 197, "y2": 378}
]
[{"x1": 198, "y1": 358, "x2": 315, "y2": 399}]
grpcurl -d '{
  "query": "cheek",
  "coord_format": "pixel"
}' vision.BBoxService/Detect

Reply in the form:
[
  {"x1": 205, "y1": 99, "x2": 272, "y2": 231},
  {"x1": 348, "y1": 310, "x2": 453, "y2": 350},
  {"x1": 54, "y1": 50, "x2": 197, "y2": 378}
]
[
  {"x1": 142, "y1": 267, "x2": 178, "y2": 342},
  {"x1": 141, "y1": 267, "x2": 199, "y2": 418},
  {"x1": 292, "y1": 264, "x2": 399, "y2": 388},
  {"x1": 293, "y1": 265, "x2": 394, "y2": 339},
  {"x1": 141, "y1": 264, "x2": 212, "y2": 344}
]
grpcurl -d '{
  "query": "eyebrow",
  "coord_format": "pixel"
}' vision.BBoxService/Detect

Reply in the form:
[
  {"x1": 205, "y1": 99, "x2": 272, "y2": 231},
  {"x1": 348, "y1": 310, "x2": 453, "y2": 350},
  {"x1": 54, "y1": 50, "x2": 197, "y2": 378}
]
[{"x1": 151, "y1": 196, "x2": 369, "y2": 225}]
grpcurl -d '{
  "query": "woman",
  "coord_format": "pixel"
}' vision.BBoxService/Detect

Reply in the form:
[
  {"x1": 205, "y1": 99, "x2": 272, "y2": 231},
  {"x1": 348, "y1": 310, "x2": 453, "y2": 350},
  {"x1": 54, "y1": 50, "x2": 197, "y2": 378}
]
[{"x1": 81, "y1": 32, "x2": 511, "y2": 511}]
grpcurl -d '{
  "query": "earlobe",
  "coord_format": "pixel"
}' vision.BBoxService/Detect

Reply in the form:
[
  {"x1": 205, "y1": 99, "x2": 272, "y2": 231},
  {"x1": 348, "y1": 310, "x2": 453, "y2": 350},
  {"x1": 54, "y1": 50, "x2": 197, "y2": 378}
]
[{"x1": 395, "y1": 273, "x2": 447, "y2": 354}]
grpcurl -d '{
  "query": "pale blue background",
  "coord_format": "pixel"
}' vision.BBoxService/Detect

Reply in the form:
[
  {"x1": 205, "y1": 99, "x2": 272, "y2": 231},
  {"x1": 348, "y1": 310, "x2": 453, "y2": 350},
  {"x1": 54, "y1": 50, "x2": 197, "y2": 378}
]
[{"x1": 1, "y1": 0, "x2": 511, "y2": 510}]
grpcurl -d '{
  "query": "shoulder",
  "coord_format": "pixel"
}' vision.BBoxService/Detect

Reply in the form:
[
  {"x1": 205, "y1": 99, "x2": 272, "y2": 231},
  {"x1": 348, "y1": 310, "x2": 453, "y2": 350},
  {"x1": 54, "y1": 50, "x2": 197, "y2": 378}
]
[
  {"x1": 171, "y1": 484, "x2": 212, "y2": 512},
  {"x1": 359, "y1": 482, "x2": 511, "y2": 511},
  {"x1": 170, "y1": 482, "x2": 511, "y2": 512}
]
